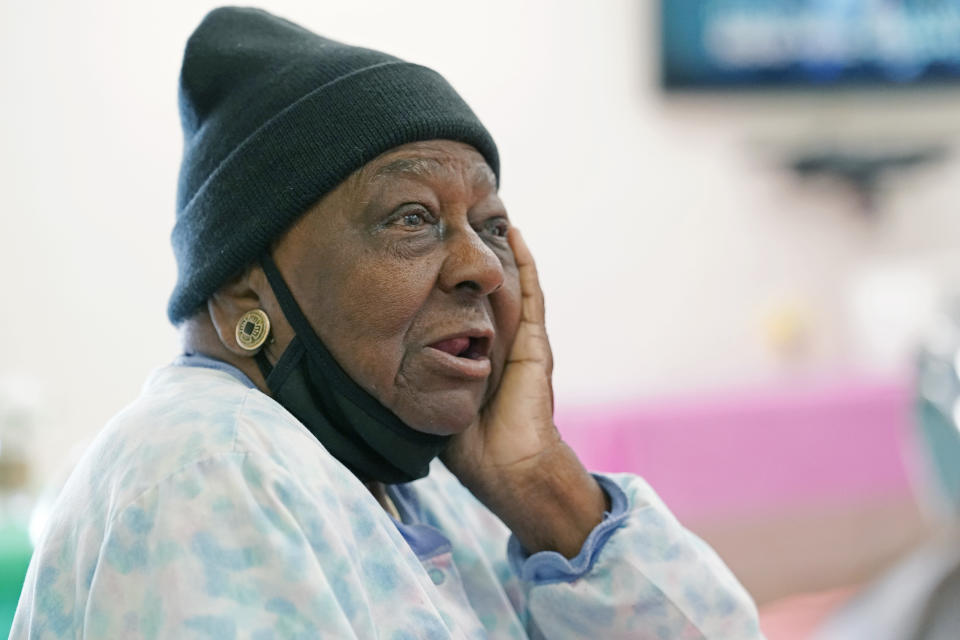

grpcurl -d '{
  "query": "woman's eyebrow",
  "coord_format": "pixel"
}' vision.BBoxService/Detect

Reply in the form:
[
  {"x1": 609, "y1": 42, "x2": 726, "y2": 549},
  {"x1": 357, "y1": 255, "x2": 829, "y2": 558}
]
[
  {"x1": 370, "y1": 156, "x2": 497, "y2": 190},
  {"x1": 371, "y1": 157, "x2": 446, "y2": 181}
]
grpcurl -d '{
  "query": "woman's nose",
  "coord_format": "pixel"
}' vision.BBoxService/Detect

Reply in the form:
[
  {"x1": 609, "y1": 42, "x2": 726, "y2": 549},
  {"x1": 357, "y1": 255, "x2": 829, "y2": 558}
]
[{"x1": 438, "y1": 228, "x2": 504, "y2": 296}]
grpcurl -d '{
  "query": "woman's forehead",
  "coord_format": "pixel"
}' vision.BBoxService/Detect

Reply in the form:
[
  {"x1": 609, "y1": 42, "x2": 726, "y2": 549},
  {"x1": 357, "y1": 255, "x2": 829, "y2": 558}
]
[{"x1": 361, "y1": 141, "x2": 497, "y2": 190}]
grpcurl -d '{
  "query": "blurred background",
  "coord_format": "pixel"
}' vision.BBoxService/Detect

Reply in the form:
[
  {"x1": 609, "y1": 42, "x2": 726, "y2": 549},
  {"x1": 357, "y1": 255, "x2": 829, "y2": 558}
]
[{"x1": 3, "y1": 0, "x2": 960, "y2": 637}]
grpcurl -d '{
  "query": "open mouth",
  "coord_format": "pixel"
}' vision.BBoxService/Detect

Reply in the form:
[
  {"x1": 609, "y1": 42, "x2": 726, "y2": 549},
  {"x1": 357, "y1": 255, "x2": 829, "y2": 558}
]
[{"x1": 428, "y1": 335, "x2": 491, "y2": 360}]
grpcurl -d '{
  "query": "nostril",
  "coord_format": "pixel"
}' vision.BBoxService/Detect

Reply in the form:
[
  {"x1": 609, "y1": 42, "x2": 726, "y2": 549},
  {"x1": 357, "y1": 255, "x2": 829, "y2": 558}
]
[{"x1": 456, "y1": 280, "x2": 483, "y2": 293}]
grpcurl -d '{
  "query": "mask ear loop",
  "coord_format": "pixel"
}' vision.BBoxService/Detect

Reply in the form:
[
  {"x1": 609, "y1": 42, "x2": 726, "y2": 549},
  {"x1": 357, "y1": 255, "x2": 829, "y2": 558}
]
[
  {"x1": 253, "y1": 254, "x2": 303, "y2": 389},
  {"x1": 254, "y1": 349, "x2": 273, "y2": 380}
]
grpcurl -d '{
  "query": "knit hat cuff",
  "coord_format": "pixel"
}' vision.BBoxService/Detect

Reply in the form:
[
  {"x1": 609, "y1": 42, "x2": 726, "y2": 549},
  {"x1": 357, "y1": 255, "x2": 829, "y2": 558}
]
[{"x1": 168, "y1": 60, "x2": 499, "y2": 323}]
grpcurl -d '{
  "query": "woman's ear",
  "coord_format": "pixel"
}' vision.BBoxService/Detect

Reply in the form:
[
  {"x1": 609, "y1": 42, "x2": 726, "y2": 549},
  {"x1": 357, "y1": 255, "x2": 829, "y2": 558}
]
[{"x1": 208, "y1": 265, "x2": 274, "y2": 357}]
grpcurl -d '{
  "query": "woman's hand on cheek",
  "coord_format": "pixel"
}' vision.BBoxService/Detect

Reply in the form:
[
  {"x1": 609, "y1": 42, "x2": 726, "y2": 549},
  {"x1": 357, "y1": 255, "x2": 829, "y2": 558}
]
[
  {"x1": 442, "y1": 227, "x2": 557, "y2": 476},
  {"x1": 441, "y1": 228, "x2": 608, "y2": 559}
]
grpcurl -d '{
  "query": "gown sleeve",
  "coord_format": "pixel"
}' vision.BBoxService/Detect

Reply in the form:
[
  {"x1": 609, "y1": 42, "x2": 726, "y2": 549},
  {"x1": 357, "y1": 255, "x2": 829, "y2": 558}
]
[
  {"x1": 509, "y1": 473, "x2": 765, "y2": 639},
  {"x1": 421, "y1": 464, "x2": 765, "y2": 640}
]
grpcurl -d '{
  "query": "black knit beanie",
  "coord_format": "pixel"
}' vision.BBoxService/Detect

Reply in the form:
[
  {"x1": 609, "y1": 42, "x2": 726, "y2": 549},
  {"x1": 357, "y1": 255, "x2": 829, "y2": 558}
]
[{"x1": 167, "y1": 6, "x2": 500, "y2": 323}]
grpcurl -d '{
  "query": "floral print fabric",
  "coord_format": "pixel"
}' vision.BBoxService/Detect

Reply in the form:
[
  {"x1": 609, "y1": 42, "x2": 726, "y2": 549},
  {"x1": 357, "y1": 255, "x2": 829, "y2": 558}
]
[{"x1": 11, "y1": 364, "x2": 763, "y2": 639}]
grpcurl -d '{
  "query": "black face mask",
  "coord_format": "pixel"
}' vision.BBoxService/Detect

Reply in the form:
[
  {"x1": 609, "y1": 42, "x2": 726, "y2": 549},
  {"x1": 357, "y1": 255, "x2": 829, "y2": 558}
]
[{"x1": 255, "y1": 253, "x2": 449, "y2": 484}]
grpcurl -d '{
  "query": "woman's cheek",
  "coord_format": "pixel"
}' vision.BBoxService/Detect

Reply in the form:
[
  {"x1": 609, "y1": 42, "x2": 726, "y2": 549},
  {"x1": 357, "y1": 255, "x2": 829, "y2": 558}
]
[
  {"x1": 496, "y1": 273, "x2": 523, "y2": 332},
  {"x1": 488, "y1": 277, "x2": 522, "y2": 373},
  {"x1": 340, "y1": 265, "x2": 431, "y2": 337}
]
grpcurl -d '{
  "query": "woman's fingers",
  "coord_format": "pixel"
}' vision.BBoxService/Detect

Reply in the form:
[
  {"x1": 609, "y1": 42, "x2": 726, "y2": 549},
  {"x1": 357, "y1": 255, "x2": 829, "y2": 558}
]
[
  {"x1": 508, "y1": 227, "x2": 545, "y2": 326},
  {"x1": 505, "y1": 228, "x2": 553, "y2": 376}
]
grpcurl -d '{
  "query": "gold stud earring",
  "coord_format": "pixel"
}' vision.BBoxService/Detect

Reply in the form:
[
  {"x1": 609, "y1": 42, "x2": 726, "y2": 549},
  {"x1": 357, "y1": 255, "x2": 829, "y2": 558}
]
[{"x1": 235, "y1": 309, "x2": 271, "y2": 352}]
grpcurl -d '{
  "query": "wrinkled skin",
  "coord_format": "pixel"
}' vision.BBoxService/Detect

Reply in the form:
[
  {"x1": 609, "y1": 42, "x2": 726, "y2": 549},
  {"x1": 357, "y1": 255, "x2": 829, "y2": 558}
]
[{"x1": 270, "y1": 140, "x2": 521, "y2": 437}]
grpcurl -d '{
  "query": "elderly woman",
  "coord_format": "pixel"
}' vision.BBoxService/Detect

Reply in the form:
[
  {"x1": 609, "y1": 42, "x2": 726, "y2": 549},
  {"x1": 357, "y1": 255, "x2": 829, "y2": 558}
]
[{"x1": 12, "y1": 7, "x2": 762, "y2": 639}]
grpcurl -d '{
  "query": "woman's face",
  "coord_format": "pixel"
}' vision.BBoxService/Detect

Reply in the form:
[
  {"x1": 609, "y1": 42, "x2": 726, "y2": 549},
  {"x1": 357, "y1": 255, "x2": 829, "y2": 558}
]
[{"x1": 271, "y1": 140, "x2": 521, "y2": 435}]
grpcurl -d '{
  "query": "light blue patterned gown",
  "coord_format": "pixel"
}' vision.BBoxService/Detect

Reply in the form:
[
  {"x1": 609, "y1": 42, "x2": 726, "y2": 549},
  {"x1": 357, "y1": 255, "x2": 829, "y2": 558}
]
[{"x1": 10, "y1": 359, "x2": 764, "y2": 639}]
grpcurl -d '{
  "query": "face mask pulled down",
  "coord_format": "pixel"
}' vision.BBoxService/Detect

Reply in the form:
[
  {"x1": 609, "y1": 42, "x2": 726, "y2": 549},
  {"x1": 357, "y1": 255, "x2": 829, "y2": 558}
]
[{"x1": 255, "y1": 253, "x2": 449, "y2": 484}]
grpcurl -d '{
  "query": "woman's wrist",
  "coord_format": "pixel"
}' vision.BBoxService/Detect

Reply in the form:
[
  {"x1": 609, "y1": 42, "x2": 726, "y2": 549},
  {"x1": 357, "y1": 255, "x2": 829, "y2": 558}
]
[{"x1": 462, "y1": 441, "x2": 608, "y2": 559}]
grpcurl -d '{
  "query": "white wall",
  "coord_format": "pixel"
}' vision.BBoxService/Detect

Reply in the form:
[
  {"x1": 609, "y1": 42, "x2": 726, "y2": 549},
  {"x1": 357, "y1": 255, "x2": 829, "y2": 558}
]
[{"x1": 3, "y1": 0, "x2": 960, "y2": 479}]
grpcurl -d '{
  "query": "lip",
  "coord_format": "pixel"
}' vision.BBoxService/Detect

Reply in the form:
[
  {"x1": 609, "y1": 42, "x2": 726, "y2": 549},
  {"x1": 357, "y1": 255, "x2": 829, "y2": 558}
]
[
  {"x1": 423, "y1": 328, "x2": 495, "y2": 380},
  {"x1": 422, "y1": 348, "x2": 492, "y2": 380}
]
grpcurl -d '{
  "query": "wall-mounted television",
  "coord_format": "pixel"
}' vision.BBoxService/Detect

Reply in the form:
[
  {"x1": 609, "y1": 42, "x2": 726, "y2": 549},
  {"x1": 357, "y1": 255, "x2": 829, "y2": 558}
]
[{"x1": 660, "y1": 0, "x2": 960, "y2": 91}]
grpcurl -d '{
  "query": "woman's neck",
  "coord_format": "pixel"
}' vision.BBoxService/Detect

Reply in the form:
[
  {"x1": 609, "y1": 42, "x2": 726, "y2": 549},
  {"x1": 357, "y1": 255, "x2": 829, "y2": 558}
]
[{"x1": 365, "y1": 481, "x2": 399, "y2": 519}]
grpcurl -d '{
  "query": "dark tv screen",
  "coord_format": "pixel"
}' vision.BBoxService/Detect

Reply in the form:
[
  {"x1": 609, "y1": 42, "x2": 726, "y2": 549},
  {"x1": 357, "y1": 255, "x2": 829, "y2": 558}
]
[{"x1": 661, "y1": 0, "x2": 960, "y2": 90}]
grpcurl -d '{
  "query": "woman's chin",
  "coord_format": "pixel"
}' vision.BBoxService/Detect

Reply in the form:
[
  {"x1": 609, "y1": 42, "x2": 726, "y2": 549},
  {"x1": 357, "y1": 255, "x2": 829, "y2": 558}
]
[{"x1": 393, "y1": 391, "x2": 483, "y2": 436}]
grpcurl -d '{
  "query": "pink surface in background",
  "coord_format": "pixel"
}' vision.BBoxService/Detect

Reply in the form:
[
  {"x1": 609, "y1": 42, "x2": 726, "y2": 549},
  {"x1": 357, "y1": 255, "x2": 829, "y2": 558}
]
[{"x1": 556, "y1": 377, "x2": 917, "y2": 520}]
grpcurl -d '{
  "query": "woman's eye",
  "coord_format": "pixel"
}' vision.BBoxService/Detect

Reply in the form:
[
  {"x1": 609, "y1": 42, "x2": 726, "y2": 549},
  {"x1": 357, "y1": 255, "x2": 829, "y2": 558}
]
[
  {"x1": 388, "y1": 206, "x2": 434, "y2": 231},
  {"x1": 402, "y1": 212, "x2": 424, "y2": 227},
  {"x1": 484, "y1": 218, "x2": 509, "y2": 238}
]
